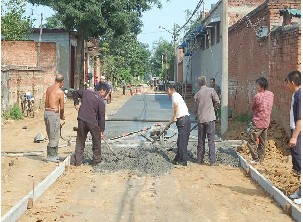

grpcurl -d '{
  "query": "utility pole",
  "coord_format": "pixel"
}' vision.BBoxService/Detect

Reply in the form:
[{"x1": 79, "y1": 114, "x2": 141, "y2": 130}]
[
  {"x1": 173, "y1": 23, "x2": 178, "y2": 83},
  {"x1": 37, "y1": 13, "x2": 43, "y2": 67},
  {"x1": 221, "y1": 0, "x2": 228, "y2": 136}
]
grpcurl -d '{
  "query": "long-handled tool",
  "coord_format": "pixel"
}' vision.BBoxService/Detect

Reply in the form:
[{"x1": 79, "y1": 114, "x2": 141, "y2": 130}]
[
  {"x1": 152, "y1": 121, "x2": 174, "y2": 144},
  {"x1": 190, "y1": 123, "x2": 198, "y2": 133},
  {"x1": 102, "y1": 138, "x2": 114, "y2": 153}
]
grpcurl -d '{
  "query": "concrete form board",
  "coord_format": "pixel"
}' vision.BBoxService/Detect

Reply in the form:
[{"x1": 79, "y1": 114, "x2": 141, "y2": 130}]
[
  {"x1": 1, "y1": 157, "x2": 70, "y2": 222},
  {"x1": 238, "y1": 153, "x2": 301, "y2": 222}
]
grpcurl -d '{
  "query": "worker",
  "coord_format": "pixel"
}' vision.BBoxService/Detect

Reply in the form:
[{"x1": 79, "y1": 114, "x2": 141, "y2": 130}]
[
  {"x1": 166, "y1": 84, "x2": 191, "y2": 166},
  {"x1": 44, "y1": 74, "x2": 65, "y2": 162},
  {"x1": 72, "y1": 84, "x2": 107, "y2": 166},
  {"x1": 95, "y1": 75, "x2": 111, "y2": 104},
  {"x1": 194, "y1": 76, "x2": 220, "y2": 166}
]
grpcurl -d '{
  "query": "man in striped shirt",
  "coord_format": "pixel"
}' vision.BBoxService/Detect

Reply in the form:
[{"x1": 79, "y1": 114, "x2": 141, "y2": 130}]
[{"x1": 247, "y1": 77, "x2": 274, "y2": 164}]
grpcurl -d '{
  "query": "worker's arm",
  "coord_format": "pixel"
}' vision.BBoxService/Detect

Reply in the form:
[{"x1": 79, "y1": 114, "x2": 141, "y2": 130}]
[
  {"x1": 73, "y1": 90, "x2": 84, "y2": 110},
  {"x1": 171, "y1": 102, "x2": 178, "y2": 122},
  {"x1": 59, "y1": 91, "x2": 65, "y2": 120},
  {"x1": 289, "y1": 119, "x2": 301, "y2": 147}
]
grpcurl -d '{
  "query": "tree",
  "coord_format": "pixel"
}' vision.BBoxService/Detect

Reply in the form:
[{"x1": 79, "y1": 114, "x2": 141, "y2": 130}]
[
  {"x1": 27, "y1": 0, "x2": 162, "y2": 89},
  {"x1": 100, "y1": 31, "x2": 151, "y2": 86},
  {"x1": 1, "y1": 0, "x2": 33, "y2": 40},
  {"x1": 43, "y1": 13, "x2": 64, "y2": 28},
  {"x1": 150, "y1": 39, "x2": 174, "y2": 81}
]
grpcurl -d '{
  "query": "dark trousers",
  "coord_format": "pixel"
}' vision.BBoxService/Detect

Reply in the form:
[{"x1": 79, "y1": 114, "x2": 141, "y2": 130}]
[
  {"x1": 74, "y1": 119, "x2": 102, "y2": 166},
  {"x1": 247, "y1": 126, "x2": 267, "y2": 162},
  {"x1": 197, "y1": 121, "x2": 216, "y2": 164},
  {"x1": 176, "y1": 116, "x2": 191, "y2": 163},
  {"x1": 291, "y1": 130, "x2": 301, "y2": 172},
  {"x1": 123, "y1": 86, "x2": 126, "y2": 95}
]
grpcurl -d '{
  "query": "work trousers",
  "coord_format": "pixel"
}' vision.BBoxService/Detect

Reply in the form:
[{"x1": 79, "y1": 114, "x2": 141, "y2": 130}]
[
  {"x1": 44, "y1": 111, "x2": 60, "y2": 156},
  {"x1": 176, "y1": 115, "x2": 191, "y2": 163},
  {"x1": 123, "y1": 86, "x2": 126, "y2": 95},
  {"x1": 290, "y1": 130, "x2": 301, "y2": 172},
  {"x1": 74, "y1": 119, "x2": 102, "y2": 166},
  {"x1": 247, "y1": 126, "x2": 267, "y2": 162},
  {"x1": 197, "y1": 121, "x2": 216, "y2": 164}
]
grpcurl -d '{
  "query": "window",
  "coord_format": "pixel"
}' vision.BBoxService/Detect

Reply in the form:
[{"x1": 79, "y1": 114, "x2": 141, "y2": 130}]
[
  {"x1": 216, "y1": 22, "x2": 221, "y2": 44},
  {"x1": 202, "y1": 35, "x2": 205, "y2": 50},
  {"x1": 206, "y1": 32, "x2": 210, "y2": 49},
  {"x1": 211, "y1": 27, "x2": 215, "y2": 46}
]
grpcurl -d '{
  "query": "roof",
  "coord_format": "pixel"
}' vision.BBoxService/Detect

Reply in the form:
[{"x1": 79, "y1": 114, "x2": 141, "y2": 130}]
[
  {"x1": 279, "y1": 8, "x2": 301, "y2": 18},
  {"x1": 32, "y1": 28, "x2": 77, "y2": 34}
]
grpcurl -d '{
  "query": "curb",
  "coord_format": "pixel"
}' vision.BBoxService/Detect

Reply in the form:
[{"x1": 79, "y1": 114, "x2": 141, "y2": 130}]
[
  {"x1": 1, "y1": 156, "x2": 71, "y2": 222},
  {"x1": 238, "y1": 154, "x2": 301, "y2": 222}
]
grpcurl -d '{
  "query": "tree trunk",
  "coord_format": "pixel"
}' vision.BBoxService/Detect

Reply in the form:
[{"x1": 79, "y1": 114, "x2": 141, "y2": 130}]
[{"x1": 75, "y1": 32, "x2": 85, "y2": 90}]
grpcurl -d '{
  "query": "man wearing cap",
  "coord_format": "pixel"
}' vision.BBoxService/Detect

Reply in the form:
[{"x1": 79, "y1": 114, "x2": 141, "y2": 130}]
[{"x1": 95, "y1": 75, "x2": 111, "y2": 104}]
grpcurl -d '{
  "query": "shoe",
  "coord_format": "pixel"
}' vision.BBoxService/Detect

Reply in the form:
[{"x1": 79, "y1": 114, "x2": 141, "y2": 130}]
[
  {"x1": 294, "y1": 198, "x2": 301, "y2": 205},
  {"x1": 292, "y1": 169, "x2": 301, "y2": 175},
  {"x1": 45, "y1": 156, "x2": 60, "y2": 163},
  {"x1": 197, "y1": 161, "x2": 207, "y2": 165},
  {"x1": 250, "y1": 160, "x2": 259, "y2": 165},
  {"x1": 210, "y1": 162, "x2": 219, "y2": 166},
  {"x1": 290, "y1": 192, "x2": 301, "y2": 199}
]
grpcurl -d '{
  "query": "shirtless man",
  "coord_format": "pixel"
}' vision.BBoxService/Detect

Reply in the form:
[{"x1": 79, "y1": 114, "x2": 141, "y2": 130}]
[{"x1": 44, "y1": 74, "x2": 65, "y2": 162}]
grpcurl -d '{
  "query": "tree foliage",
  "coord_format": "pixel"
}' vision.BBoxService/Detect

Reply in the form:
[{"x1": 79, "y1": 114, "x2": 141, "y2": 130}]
[
  {"x1": 1, "y1": 0, "x2": 33, "y2": 40},
  {"x1": 100, "y1": 31, "x2": 150, "y2": 86},
  {"x1": 43, "y1": 13, "x2": 64, "y2": 28},
  {"x1": 27, "y1": 0, "x2": 161, "y2": 38},
  {"x1": 26, "y1": 0, "x2": 162, "y2": 89},
  {"x1": 149, "y1": 38, "x2": 174, "y2": 80}
]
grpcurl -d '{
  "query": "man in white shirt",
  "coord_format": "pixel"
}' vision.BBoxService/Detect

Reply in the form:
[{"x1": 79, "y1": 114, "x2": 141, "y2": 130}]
[{"x1": 167, "y1": 84, "x2": 191, "y2": 166}]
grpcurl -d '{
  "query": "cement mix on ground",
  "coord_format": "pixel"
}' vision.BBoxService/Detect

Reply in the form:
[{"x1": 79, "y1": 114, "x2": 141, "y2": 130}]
[{"x1": 81, "y1": 140, "x2": 240, "y2": 176}]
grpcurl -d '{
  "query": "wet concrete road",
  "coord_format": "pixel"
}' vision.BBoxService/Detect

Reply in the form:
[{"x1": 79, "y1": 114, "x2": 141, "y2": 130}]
[
  {"x1": 108, "y1": 94, "x2": 173, "y2": 121},
  {"x1": 105, "y1": 94, "x2": 198, "y2": 139}
]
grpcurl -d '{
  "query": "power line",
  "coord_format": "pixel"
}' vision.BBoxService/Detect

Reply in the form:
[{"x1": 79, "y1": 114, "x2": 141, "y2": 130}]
[{"x1": 176, "y1": 0, "x2": 204, "y2": 34}]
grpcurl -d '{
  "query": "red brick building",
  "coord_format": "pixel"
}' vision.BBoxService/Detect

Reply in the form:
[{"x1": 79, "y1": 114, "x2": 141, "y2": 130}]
[{"x1": 228, "y1": 0, "x2": 301, "y2": 133}]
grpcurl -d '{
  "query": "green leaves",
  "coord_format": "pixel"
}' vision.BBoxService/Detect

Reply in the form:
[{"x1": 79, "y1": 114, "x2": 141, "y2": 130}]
[{"x1": 1, "y1": 0, "x2": 33, "y2": 40}]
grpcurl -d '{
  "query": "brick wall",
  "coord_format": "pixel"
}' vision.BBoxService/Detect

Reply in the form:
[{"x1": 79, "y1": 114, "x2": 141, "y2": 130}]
[
  {"x1": 228, "y1": 0, "x2": 300, "y2": 132},
  {"x1": 269, "y1": 25, "x2": 301, "y2": 131},
  {"x1": 1, "y1": 41, "x2": 37, "y2": 67},
  {"x1": 1, "y1": 41, "x2": 58, "y2": 112}
]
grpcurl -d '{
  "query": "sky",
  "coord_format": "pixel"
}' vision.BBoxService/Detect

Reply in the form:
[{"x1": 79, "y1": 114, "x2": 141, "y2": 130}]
[{"x1": 26, "y1": 0, "x2": 217, "y2": 49}]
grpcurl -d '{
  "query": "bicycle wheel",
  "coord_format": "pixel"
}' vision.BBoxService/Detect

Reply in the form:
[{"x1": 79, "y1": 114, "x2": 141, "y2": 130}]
[
  {"x1": 27, "y1": 101, "x2": 35, "y2": 118},
  {"x1": 21, "y1": 100, "x2": 27, "y2": 117}
]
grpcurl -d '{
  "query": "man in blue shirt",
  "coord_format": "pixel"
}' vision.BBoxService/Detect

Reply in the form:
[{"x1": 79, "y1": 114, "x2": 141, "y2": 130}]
[
  {"x1": 72, "y1": 84, "x2": 107, "y2": 166},
  {"x1": 285, "y1": 70, "x2": 301, "y2": 205}
]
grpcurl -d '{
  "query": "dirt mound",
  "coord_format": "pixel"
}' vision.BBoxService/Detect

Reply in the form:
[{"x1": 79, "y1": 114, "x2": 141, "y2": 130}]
[{"x1": 230, "y1": 121, "x2": 300, "y2": 195}]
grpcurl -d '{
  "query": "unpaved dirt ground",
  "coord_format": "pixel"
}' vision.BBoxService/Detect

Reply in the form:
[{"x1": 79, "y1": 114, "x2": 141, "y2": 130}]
[{"x1": 1, "y1": 88, "x2": 298, "y2": 221}]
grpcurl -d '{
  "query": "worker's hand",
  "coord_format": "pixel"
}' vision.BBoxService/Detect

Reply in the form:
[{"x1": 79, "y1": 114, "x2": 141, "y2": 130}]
[
  {"x1": 289, "y1": 137, "x2": 297, "y2": 147},
  {"x1": 171, "y1": 117, "x2": 177, "y2": 122},
  {"x1": 60, "y1": 115, "x2": 65, "y2": 121},
  {"x1": 100, "y1": 131, "x2": 104, "y2": 139},
  {"x1": 75, "y1": 105, "x2": 80, "y2": 111}
]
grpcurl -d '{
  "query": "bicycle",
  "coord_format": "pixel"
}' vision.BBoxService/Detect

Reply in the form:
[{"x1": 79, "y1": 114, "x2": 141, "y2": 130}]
[{"x1": 21, "y1": 93, "x2": 35, "y2": 118}]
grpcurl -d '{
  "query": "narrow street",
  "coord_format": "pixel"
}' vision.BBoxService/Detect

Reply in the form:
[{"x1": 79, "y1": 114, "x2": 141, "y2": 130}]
[{"x1": 14, "y1": 92, "x2": 293, "y2": 222}]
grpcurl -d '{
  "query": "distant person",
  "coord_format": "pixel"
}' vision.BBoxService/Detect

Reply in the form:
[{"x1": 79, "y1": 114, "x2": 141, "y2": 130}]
[
  {"x1": 44, "y1": 74, "x2": 65, "y2": 162},
  {"x1": 210, "y1": 78, "x2": 221, "y2": 120},
  {"x1": 210, "y1": 78, "x2": 221, "y2": 98},
  {"x1": 122, "y1": 79, "x2": 126, "y2": 95},
  {"x1": 247, "y1": 77, "x2": 274, "y2": 165},
  {"x1": 167, "y1": 84, "x2": 191, "y2": 166},
  {"x1": 194, "y1": 76, "x2": 220, "y2": 166},
  {"x1": 285, "y1": 71, "x2": 301, "y2": 205},
  {"x1": 95, "y1": 75, "x2": 111, "y2": 104},
  {"x1": 72, "y1": 85, "x2": 107, "y2": 166},
  {"x1": 94, "y1": 76, "x2": 99, "y2": 87}
]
